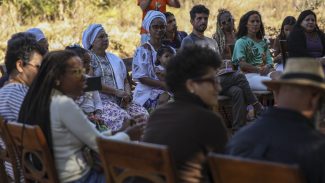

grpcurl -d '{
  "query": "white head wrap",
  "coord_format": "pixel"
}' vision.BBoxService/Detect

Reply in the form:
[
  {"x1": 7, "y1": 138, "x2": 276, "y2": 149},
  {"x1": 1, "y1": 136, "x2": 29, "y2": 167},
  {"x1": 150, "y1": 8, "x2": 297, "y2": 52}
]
[
  {"x1": 142, "y1": 10, "x2": 166, "y2": 32},
  {"x1": 26, "y1": 28, "x2": 46, "y2": 41},
  {"x1": 82, "y1": 24, "x2": 104, "y2": 50}
]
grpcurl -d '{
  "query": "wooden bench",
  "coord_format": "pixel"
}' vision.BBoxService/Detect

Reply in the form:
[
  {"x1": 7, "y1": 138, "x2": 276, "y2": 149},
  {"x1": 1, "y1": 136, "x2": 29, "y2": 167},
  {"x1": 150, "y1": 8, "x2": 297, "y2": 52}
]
[
  {"x1": 97, "y1": 138, "x2": 177, "y2": 183},
  {"x1": 208, "y1": 153, "x2": 306, "y2": 183}
]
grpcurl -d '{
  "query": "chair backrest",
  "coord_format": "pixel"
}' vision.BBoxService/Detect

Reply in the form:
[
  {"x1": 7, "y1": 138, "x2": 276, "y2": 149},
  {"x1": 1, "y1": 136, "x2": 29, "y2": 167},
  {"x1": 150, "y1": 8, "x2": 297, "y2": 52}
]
[
  {"x1": 279, "y1": 39, "x2": 288, "y2": 67},
  {"x1": 3, "y1": 122, "x2": 59, "y2": 183},
  {"x1": 0, "y1": 117, "x2": 21, "y2": 183},
  {"x1": 208, "y1": 153, "x2": 306, "y2": 183},
  {"x1": 97, "y1": 137, "x2": 178, "y2": 183}
]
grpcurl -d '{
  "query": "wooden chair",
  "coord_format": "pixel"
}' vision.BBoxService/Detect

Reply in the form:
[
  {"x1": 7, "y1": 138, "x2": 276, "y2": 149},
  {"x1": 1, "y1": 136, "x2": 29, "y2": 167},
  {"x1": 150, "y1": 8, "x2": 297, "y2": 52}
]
[
  {"x1": 253, "y1": 90, "x2": 274, "y2": 107},
  {"x1": 96, "y1": 138, "x2": 178, "y2": 183},
  {"x1": 3, "y1": 122, "x2": 59, "y2": 183},
  {"x1": 0, "y1": 117, "x2": 21, "y2": 183},
  {"x1": 208, "y1": 153, "x2": 306, "y2": 183}
]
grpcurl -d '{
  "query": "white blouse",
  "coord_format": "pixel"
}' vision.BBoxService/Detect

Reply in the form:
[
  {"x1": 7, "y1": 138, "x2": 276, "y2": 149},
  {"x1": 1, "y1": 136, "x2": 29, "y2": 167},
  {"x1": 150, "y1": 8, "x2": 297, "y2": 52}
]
[{"x1": 132, "y1": 42, "x2": 165, "y2": 106}]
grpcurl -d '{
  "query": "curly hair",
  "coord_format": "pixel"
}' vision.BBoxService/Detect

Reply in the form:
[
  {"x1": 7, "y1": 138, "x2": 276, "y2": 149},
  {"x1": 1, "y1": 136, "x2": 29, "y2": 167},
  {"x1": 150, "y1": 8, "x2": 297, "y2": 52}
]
[
  {"x1": 19, "y1": 50, "x2": 78, "y2": 154},
  {"x1": 190, "y1": 4, "x2": 210, "y2": 20},
  {"x1": 5, "y1": 32, "x2": 46, "y2": 75},
  {"x1": 166, "y1": 45, "x2": 221, "y2": 93},
  {"x1": 236, "y1": 10, "x2": 265, "y2": 39}
]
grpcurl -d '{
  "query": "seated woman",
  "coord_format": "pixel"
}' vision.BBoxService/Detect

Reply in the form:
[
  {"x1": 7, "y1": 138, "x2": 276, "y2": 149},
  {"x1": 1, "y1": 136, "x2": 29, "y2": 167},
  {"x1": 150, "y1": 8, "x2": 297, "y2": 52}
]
[
  {"x1": 272, "y1": 16, "x2": 296, "y2": 71},
  {"x1": 0, "y1": 32, "x2": 46, "y2": 183},
  {"x1": 0, "y1": 32, "x2": 46, "y2": 122},
  {"x1": 213, "y1": 9, "x2": 263, "y2": 129},
  {"x1": 287, "y1": 10, "x2": 325, "y2": 58},
  {"x1": 18, "y1": 50, "x2": 144, "y2": 183},
  {"x1": 142, "y1": 45, "x2": 228, "y2": 183},
  {"x1": 212, "y1": 9, "x2": 236, "y2": 60},
  {"x1": 65, "y1": 45, "x2": 108, "y2": 131},
  {"x1": 82, "y1": 24, "x2": 149, "y2": 131},
  {"x1": 232, "y1": 10, "x2": 278, "y2": 91},
  {"x1": 132, "y1": 10, "x2": 169, "y2": 112}
]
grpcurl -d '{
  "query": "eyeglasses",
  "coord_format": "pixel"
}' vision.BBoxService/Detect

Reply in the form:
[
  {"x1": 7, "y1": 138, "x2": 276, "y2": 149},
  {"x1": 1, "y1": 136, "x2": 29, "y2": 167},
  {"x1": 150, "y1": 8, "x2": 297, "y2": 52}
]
[
  {"x1": 221, "y1": 17, "x2": 233, "y2": 25},
  {"x1": 26, "y1": 63, "x2": 41, "y2": 69},
  {"x1": 192, "y1": 76, "x2": 220, "y2": 86},
  {"x1": 151, "y1": 24, "x2": 166, "y2": 30},
  {"x1": 67, "y1": 68, "x2": 86, "y2": 77}
]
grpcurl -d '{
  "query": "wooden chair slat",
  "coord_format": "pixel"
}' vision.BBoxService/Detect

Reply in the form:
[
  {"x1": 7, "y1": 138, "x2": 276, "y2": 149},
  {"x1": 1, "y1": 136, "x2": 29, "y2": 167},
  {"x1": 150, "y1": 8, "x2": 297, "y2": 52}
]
[
  {"x1": 97, "y1": 138, "x2": 178, "y2": 183},
  {"x1": 208, "y1": 153, "x2": 306, "y2": 183}
]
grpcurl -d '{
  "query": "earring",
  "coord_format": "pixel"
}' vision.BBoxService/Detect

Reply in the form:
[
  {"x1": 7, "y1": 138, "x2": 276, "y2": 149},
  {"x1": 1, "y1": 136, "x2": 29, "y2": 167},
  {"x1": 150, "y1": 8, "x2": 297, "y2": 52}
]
[{"x1": 55, "y1": 80, "x2": 60, "y2": 86}]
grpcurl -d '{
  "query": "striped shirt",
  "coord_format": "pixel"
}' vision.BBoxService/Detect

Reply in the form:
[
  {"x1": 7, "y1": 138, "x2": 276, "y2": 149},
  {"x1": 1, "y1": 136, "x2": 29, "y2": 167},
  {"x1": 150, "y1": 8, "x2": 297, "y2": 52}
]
[
  {"x1": 0, "y1": 83, "x2": 29, "y2": 122},
  {"x1": 0, "y1": 83, "x2": 28, "y2": 182}
]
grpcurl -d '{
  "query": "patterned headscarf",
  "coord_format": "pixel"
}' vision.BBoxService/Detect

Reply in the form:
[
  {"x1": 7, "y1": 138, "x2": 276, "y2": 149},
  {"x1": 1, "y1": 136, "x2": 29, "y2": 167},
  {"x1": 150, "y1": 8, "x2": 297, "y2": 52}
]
[
  {"x1": 82, "y1": 24, "x2": 104, "y2": 50},
  {"x1": 142, "y1": 10, "x2": 166, "y2": 32},
  {"x1": 26, "y1": 28, "x2": 46, "y2": 41}
]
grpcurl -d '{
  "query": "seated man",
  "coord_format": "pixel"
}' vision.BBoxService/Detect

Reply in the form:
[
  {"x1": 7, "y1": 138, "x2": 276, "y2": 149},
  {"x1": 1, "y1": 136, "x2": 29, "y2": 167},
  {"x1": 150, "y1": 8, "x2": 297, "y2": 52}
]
[
  {"x1": 162, "y1": 12, "x2": 187, "y2": 49},
  {"x1": 182, "y1": 5, "x2": 263, "y2": 131},
  {"x1": 226, "y1": 58, "x2": 325, "y2": 183}
]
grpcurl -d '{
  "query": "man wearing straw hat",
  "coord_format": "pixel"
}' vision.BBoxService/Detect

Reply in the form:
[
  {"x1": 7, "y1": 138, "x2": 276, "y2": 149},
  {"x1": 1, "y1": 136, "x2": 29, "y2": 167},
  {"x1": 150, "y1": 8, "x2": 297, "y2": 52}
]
[{"x1": 226, "y1": 58, "x2": 325, "y2": 183}]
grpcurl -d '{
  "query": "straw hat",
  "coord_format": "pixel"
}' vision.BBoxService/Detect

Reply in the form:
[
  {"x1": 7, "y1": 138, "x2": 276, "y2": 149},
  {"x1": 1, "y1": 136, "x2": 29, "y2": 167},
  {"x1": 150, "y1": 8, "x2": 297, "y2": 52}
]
[{"x1": 263, "y1": 58, "x2": 325, "y2": 92}]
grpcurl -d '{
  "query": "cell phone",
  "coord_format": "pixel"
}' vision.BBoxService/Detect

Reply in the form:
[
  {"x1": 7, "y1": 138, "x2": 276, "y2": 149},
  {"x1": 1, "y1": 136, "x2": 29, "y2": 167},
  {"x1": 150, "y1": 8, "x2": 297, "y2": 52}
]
[{"x1": 84, "y1": 76, "x2": 102, "y2": 92}]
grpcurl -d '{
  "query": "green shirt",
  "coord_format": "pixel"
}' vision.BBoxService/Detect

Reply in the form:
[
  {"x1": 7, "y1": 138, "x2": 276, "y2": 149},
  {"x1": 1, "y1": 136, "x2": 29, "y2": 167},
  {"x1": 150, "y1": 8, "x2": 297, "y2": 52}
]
[{"x1": 232, "y1": 36, "x2": 273, "y2": 67}]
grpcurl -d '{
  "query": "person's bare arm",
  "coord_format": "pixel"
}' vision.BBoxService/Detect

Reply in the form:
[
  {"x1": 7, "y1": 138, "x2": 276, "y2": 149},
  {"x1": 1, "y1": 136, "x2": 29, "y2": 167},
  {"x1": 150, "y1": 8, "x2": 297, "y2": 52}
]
[
  {"x1": 101, "y1": 84, "x2": 117, "y2": 95},
  {"x1": 167, "y1": 0, "x2": 180, "y2": 8},
  {"x1": 139, "y1": 0, "x2": 152, "y2": 11},
  {"x1": 238, "y1": 60, "x2": 260, "y2": 73},
  {"x1": 139, "y1": 77, "x2": 167, "y2": 90},
  {"x1": 124, "y1": 78, "x2": 131, "y2": 95}
]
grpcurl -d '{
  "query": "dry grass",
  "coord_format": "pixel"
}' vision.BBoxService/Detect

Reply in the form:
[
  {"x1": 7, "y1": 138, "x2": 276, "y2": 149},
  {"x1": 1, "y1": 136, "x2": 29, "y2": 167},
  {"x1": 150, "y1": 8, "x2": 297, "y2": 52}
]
[{"x1": 0, "y1": 0, "x2": 324, "y2": 64}]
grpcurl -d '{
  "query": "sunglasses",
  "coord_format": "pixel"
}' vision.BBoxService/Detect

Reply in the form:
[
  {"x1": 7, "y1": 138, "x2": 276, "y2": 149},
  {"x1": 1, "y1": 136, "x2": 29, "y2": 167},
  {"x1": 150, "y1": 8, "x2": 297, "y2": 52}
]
[
  {"x1": 221, "y1": 17, "x2": 233, "y2": 25},
  {"x1": 192, "y1": 76, "x2": 220, "y2": 86}
]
